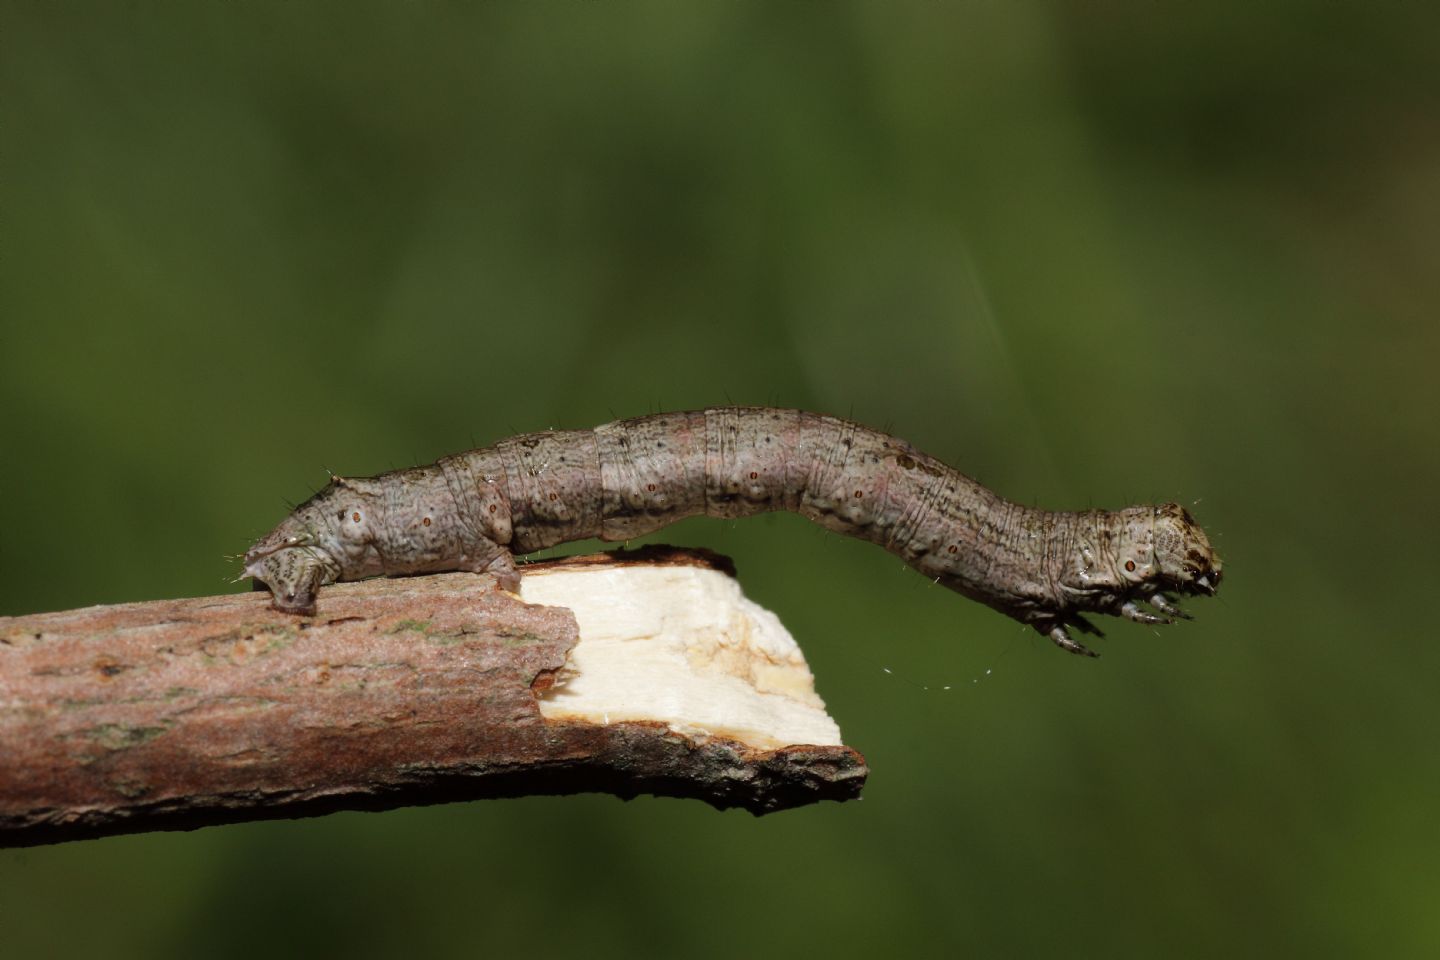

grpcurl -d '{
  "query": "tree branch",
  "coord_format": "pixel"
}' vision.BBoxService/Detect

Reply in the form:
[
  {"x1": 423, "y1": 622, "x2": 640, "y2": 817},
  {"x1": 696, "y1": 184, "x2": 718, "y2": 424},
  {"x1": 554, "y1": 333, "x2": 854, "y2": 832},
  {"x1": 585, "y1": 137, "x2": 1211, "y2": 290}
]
[{"x1": 0, "y1": 547, "x2": 866, "y2": 847}]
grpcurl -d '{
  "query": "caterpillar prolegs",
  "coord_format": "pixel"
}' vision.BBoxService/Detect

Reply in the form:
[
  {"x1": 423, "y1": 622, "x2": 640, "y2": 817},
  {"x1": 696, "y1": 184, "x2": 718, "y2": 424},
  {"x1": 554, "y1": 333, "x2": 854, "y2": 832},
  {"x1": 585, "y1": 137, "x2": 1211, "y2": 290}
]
[{"x1": 243, "y1": 408, "x2": 1222, "y2": 657}]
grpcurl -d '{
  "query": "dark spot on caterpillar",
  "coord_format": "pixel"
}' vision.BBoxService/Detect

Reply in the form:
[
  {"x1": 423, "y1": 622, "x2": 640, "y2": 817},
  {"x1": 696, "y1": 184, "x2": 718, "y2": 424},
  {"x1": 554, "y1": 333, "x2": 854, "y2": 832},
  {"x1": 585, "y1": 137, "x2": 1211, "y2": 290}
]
[
  {"x1": 647, "y1": 483, "x2": 657, "y2": 491},
  {"x1": 336, "y1": 510, "x2": 345, "y2": 520},
  {"x1": 854, "y1": 490, "x2": 864, "y2": 498},
  {"x1": 897, "y1": 454, "x2": 916, "y2": 469},
  {"x1": 423, "y1": 517, "x2": 432, "y2": 527},
  {"x1": 488, "y1": 504, "x2": 497, "y2": 513},
  {"x1": 1125, "y1": 560, "x2": 1136, "y2": 572},
  {"x1": 948, "y1": 545, "x2": 958, "y2": 554},
  {"x1": 750, "y1": 472, "x2": 758, "y2": 480},
  {"x1": 548, "y1": 493, "x2": 558, "y2": 501},
  {"x1": 842, "y1": 438, "x2": 852, "y2": 448},
  {"x1": 352, "y1": 512, "x2": 361, "y2": 523}
]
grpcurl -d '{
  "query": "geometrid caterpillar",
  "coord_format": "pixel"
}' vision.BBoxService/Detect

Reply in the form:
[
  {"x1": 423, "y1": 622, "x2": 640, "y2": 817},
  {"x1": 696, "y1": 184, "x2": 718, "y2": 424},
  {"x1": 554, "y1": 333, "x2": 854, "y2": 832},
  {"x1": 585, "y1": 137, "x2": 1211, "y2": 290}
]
[{"x1": 244, "y1": 407, "x2": 1221, "y2": 657}]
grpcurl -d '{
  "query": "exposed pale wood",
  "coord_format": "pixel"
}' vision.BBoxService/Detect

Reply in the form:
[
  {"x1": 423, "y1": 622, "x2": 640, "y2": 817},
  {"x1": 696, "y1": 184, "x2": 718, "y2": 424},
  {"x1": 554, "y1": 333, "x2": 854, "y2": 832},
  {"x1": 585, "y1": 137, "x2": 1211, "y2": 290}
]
[{"x1": 0, "y1": 547, "x2": 866, "y2": 848}]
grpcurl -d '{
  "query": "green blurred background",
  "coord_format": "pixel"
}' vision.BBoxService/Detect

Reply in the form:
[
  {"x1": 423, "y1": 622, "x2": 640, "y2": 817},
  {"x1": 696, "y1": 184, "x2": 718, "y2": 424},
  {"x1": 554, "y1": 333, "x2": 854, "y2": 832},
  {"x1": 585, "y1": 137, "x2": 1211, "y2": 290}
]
[{"x1": 3, "y1": 1, "x2": 1437, "y2": 956}]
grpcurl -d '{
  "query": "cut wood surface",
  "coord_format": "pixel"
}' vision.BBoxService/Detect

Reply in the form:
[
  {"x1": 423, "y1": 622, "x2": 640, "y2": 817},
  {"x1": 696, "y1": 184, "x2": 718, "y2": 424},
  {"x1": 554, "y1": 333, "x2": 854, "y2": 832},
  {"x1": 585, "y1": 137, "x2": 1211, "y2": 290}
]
[{"x1": 0, "y1": 547, "x2": 866, "y2": 848}]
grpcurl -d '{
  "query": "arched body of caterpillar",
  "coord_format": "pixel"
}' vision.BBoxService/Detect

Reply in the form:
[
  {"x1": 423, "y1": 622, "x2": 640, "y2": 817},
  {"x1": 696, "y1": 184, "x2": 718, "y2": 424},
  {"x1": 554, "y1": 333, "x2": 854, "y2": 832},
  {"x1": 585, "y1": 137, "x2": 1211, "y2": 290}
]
[{"x1": 243, "y1": 408, "x2": 1222, "y2": 657}]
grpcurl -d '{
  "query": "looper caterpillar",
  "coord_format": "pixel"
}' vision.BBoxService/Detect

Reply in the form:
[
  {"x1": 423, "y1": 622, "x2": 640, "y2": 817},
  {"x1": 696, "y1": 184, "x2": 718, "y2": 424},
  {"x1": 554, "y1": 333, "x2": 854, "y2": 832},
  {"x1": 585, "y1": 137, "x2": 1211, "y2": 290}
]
[{"x1": 244, "y1": 408, "x2": 1222, "y2": 656}]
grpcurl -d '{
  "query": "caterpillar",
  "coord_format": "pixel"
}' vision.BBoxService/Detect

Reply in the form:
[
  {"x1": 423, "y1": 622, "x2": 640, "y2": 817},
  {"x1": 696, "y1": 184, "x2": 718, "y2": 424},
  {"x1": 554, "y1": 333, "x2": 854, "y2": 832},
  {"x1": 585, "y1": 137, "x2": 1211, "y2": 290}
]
[{"x1": 243, "y1": 407, "x2": 1222, "y2": 657}]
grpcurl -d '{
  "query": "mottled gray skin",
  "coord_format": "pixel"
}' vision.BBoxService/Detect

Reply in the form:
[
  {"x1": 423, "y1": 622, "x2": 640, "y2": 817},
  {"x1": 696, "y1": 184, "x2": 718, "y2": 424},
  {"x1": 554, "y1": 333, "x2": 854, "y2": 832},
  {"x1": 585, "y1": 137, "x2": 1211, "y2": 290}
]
[{"x1": 244, "y1": 408, "x2": 1222, "y2": 656}]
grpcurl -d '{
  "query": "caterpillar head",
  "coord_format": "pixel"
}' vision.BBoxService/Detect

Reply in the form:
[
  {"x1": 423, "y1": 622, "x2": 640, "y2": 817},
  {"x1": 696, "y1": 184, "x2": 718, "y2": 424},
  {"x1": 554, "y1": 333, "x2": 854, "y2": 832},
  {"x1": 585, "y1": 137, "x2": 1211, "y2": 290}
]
[
  {"x1": 1045, "y1": 502, "x2": 1222, "y2": 656},
  {"x1": 243, "y1": 545, "x2": 338, "y2": 615},
  {"x1": 1111, "y1": 502, "x2": 1222, "y2": 598},
  {"x1": 1149, "y1": 502, "x2": 1222, "y2": 596},
  {"x1": 242, "y1": 476, "x2": 383, "y2": 614}
]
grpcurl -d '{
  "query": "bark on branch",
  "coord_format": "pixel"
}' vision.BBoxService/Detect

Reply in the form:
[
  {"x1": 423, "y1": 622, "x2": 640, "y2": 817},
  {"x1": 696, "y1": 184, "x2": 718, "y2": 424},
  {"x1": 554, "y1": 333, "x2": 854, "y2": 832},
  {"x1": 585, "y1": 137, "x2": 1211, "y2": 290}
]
[{"x1": 0, "y1": 547, "x2": 866, "y2": 847}]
